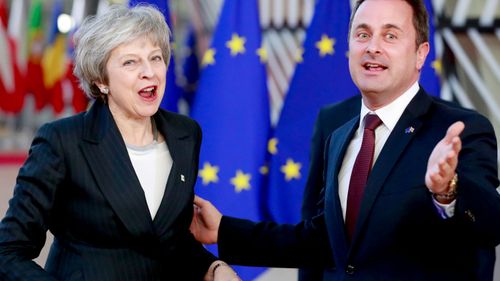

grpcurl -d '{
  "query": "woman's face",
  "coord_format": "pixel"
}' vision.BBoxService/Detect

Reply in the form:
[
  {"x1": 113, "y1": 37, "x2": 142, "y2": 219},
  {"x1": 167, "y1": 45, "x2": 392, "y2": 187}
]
[{"x1": 102, "y1": 36, "x2": 166, "y2": 121}]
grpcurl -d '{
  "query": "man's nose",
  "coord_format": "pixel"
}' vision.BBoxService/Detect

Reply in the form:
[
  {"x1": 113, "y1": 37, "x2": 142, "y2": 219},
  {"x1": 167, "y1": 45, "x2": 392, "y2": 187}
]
[{"x1": 366, "y1": 37, "x2": 382, "y2": 55}]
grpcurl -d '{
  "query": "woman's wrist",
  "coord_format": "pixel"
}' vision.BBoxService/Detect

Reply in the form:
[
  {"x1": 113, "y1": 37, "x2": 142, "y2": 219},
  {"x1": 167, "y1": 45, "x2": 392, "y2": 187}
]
[
  {"x1": 205, "y1": 260, "x2": 228, "y2": 281},
  {"x1": 212, "y1": 261, "x2": 228, "y2": 276}
]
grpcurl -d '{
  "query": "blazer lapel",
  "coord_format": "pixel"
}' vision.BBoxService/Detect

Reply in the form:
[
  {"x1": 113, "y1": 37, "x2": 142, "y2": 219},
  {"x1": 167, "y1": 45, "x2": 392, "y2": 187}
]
[
  {"x1": 351, "y1": 89, "x2": 433, "y2": 246},
  {"x1": 324, "y1": 116, "x2": 359, "y2": 267},
  {"x1": 152, "y1": 112, "x2": 195, "y2": 236},
  {"x1": 79, "y1": 100, "x2": 154, "y2": 238}
]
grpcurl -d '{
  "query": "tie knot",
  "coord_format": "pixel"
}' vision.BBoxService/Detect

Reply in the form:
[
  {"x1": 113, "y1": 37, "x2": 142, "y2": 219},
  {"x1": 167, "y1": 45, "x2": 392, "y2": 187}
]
[{"x1": 364, "y1": 114, "x2": 382, "y2": 131}]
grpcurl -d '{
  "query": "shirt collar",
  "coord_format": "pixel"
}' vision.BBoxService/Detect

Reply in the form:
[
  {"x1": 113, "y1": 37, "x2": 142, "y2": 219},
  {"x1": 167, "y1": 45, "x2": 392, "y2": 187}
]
[{"x1": 359, "y1": 81, "x2": 420, "y2": 131}]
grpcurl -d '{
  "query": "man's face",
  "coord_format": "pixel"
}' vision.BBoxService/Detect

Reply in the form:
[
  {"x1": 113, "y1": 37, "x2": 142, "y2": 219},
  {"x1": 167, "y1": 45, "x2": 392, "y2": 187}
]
[{"x1": 348, "y1": 0, "x2": 429, "y2": 109}]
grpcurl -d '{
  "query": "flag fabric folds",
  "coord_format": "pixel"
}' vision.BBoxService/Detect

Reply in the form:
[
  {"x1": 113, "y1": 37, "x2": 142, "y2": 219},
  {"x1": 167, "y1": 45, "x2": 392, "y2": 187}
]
[
  {"x1": 128, "y1": 0, "x2": 184, "y2": 113},
  {"x1": 266, "y1": 0, "x2": 358, "y2": 224},
  {"x1": 179, "y1": 27, "x2": 199, "y2": 108},
  {"x1": 190, "y1": 0, "x2": 270, "y2": 279},
  {"x1": 68, "y1": 0, "x2": 88, "y2": 113},
  {"x1": 41, "y1": 0, "x2": 68, "y2": 114},
  {"x1": 40, "y1": 0, "x2": 88, "y2": 115},
  {"x1": 26, "y1": 0, "x2": 47, "y2": 112},
  {"x1": 0, "y1": 0, "x2": 25, "y2": 114},
  {"x1": 421, "y1": 0, "x2": 441, "y2": 96},
  {"x1": 0, "y1": 0, "x2": 15, "y2": 110}
]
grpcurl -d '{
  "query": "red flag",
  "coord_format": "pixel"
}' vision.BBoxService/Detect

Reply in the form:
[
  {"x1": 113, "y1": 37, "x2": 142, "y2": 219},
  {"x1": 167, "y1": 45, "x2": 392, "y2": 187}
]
[
  {"x1": 67, "y1": 62, "x2": 88, "y2": 112},
  {"x1": 0, "y1": 0, "x2": 25, "y2": 113},
  {"x1": 0, "y1": 0, "x2": 6, "y2": 27},
  {"x1": 27, "y1": 54, "x2": 48, "y2": 111}
]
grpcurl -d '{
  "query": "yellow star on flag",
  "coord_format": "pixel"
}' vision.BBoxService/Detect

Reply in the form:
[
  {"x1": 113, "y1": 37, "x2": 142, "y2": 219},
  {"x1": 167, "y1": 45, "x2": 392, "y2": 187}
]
[
  {"x1": 256, "y1": 45, "x2": 268, "y2": 63},
  {"x1": 280, "y1": 158, "x2": 302, "y2": 181},
  {"x1": 202, "y1": 48, "x2": 216, "y2": 67},
  {"x1": 259, "y1": 165, "x2": 269, "y2": 175},
  {"x1": 226, "y1": 33, "x2": 246, "y2": 56},
  {"x1": 198, "y1": 162, "x2": 219, "y2": 185},
  {"x1": 315, "y1": 34, "x2": 335, "y2": 57},
  {"x1": 295, "y1": 47, "x2": 304, "y2": 63},
  {"x1": 431, "y1": 59, "x2": 442, "y2": 76},
  {"x1": 268, "y1": 138, "x2": 278, "y2": 155},
  {"x1": 230, "y1": 170, "x2": 251, "y2": 192}
]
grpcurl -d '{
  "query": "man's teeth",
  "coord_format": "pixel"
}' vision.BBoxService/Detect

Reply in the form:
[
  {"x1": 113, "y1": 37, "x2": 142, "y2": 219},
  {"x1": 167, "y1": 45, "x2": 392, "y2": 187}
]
[{"x1": 364, "y1": 63, "x2": 386, "y2": 70}]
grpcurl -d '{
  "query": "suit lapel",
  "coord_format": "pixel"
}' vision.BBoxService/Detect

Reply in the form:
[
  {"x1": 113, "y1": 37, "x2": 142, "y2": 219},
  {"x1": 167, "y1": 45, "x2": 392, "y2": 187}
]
[
  {"x1": 152, "y1": 112, "x2": 195, "y2": 236},
  {"x1": 79, "y1": 100, "x2": 154, "y2": 238},
  {"x1": 351, "y1": 89, "x2": 433, "y2": 246},
  {"x1": 324, "y1": 116, "x2": 359, "y2": 267}
]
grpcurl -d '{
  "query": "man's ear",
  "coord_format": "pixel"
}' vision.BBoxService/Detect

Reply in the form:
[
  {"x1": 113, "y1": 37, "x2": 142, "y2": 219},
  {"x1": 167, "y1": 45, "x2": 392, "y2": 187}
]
[{"x1": 416, "y1": 42, "x2": 430, "y2": 71}]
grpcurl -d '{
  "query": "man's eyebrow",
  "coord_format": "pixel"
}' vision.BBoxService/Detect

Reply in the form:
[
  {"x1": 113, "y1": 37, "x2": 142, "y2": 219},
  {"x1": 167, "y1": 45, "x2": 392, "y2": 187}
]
[
  {"x1": 382, "y1": 23, "x2": 403, "y2": 32},
  {"x1": 353, "y1": 23, "x2": 370, "y2": 31},
  {"x1": 353, "y1": 23, "x2": 403, "y2": 32}
]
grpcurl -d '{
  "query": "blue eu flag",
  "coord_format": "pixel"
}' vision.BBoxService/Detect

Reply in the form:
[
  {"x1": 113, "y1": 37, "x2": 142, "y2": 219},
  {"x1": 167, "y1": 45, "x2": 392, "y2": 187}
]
[
  {"x1": 266, "y1": 0, "x2": 357, "y2": 223},
  {"x1": 128, "y1": 0, "x2": 183, "y2": 112},
  {"x1": 179, "y1": 27, "x2": 199, "y2": 108},
  {"x1": 421, "y1": 0, "x2": 441, "y2": 96},
  {"x1": 190, "y1": 0, "x2": 270, "y2": 279}
]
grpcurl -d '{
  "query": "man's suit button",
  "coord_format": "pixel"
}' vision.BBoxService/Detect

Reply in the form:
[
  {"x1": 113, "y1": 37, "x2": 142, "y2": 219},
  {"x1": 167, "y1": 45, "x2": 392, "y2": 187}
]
[
  {"x1": 345, "y1": 265, "x2": 355, "y2": 275},
  {"x1": 464, "y1": 209, "x2": 476, "y2": 222}
]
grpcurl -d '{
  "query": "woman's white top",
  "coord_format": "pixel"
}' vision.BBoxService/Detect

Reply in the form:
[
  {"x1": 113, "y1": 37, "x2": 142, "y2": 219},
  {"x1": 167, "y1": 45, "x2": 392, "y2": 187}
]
[{"x1": 126, "y1": 140, "x2": 172, "y2": 219}]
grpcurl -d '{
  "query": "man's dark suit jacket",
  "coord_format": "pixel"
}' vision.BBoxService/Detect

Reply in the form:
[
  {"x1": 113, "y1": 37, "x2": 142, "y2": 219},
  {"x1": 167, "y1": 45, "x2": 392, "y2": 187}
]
[
  {"x1": 300, "y1": 95, "x2": 498, "y2": 280},
  {"x1": 217, "y1": 89, "x2": 500, "y2": 281},
  {"x1": 0, "y1": 99, "x2": 215, "y2": 281},
  {"x1": 299, "y1": 95, "x2": 361, "y2": 281}
]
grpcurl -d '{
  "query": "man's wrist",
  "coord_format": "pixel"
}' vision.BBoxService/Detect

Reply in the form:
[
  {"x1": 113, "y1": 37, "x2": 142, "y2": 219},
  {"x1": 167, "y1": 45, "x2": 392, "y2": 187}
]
[{"x1": 432, "y1": 173, "x2": 458, "y2": 204}]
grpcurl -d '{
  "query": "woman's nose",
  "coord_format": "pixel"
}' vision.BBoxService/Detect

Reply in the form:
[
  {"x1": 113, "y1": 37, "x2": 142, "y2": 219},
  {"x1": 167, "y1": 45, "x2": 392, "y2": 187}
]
[{"x1": 140, "y1": 62, "x2": 154, "y2": 78}]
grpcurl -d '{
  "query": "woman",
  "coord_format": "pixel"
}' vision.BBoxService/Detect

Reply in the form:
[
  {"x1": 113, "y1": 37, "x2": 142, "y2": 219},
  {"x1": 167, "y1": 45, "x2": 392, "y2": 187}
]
[{"x1": 0, "y1": 5, "x2": 239, "y2": 281}]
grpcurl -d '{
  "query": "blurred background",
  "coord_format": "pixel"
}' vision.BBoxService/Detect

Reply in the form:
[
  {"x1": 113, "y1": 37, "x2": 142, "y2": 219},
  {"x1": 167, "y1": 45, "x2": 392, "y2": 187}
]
[{"x1": 0, "y1": 0, "x2": 499, "y2": 280}]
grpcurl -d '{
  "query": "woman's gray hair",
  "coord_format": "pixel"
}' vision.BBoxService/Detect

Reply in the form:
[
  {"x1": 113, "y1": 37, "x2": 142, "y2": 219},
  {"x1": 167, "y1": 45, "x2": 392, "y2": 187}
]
[{"x1": 73, "y1": 4, "x2": 171, "y2": 100}]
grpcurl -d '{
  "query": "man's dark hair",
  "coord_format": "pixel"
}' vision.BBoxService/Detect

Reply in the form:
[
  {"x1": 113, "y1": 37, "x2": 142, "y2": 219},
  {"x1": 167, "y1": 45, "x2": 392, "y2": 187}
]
[{"x1": 349, "y1": 0, "x2": 429, "y2": 49}]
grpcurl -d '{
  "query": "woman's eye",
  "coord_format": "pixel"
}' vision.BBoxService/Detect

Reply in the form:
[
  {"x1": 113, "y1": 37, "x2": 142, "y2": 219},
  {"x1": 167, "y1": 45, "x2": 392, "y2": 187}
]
[
  {"x1": 152, "y1": 55, "x2": 163, "y2": 62},
  {"x1": 123, "y1": 60, "x2": 135, "y2": 66}
]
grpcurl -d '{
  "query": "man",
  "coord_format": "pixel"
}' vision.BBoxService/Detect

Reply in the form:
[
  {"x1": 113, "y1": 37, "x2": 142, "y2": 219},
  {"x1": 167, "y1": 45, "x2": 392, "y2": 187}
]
[
  {"x1": 300, "y1": 98, "x2": 498, "y2": 281},
  {"x1": 299, "y1": 95, "x2": 360, "y2": 281},
  {"x1": 190, "y1": 0, "x2": 500, "y2": 280}
]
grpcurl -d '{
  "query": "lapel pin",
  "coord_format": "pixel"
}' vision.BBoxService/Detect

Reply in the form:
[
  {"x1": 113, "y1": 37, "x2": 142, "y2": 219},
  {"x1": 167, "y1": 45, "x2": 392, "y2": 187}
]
[
  {"x1": 181, "y1": 174, "x2": 185, "y2": 182},
  {"x1": 405, "y1": 126, "x2": 415, "y2": 134}
]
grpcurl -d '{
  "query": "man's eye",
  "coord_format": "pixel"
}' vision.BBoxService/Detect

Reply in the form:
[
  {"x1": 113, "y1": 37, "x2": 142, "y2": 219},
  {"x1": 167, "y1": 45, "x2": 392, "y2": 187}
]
[
  {"x1": 358, "y1": 33, "x2": 369, "y2": 39},
  {"x1": 386, "y1": 33, "x2": 397, "y2": 40}
]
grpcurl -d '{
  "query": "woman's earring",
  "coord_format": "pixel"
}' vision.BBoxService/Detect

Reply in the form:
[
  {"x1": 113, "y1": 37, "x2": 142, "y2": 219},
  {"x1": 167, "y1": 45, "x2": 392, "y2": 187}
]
[{"x1": 101, "y1": 88, "x2": 109, "y2": 94}]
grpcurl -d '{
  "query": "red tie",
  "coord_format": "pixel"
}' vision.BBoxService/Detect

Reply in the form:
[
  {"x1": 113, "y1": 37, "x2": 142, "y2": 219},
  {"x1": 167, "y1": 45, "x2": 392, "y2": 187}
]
[{"x1": 345, "y1": 114, "x2": 382, "y2": 241}]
